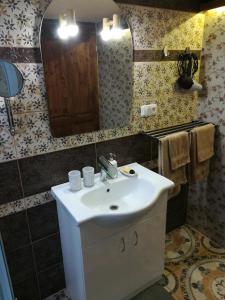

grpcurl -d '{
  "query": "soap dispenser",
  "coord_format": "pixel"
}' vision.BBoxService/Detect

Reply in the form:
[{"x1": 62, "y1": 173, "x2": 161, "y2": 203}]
[{"x1": 109, "y1": 153, "x2": 117, "y2": 168}]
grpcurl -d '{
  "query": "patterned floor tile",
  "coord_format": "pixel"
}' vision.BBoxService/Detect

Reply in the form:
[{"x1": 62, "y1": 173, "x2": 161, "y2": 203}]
[
  {"x1": 164, "y1": 225, "x2": 225, "y2": 300},
  {"x1": 44, "y1": 225, "x2": 225, "y2": 300}
]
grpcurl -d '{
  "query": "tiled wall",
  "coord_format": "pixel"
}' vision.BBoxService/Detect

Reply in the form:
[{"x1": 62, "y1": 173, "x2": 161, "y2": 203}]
[
  {"x1": 0, "y1": 135, "x2": 150, "y2": 299},
  {"x1": 187, "y1": 9, "x2": 225, "y2": 247},
  {"x1": 0, "y1": 0, "x2": 206, "y2": 298},
  {"x1": 0, "y1": 1, "x2": 205, "y2": 163},
  {"x1": 97, "y1": 28, "x2": 133, "y2": 129}
]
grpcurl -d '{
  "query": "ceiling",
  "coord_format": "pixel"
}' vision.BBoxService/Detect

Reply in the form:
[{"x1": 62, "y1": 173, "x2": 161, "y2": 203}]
[{"x1": 44, "y1": 0, "x2": 120, "y2": 22}]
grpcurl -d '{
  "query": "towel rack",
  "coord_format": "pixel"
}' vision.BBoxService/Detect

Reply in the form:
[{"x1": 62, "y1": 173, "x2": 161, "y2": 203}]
[{"x1": 142, "y1": 120, "x2": 214, "y2": 140}]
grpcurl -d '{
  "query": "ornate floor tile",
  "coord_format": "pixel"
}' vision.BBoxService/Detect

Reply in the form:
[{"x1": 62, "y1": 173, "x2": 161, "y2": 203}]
[
  {"x1": 164, "y1": 225, "x2": 225, "y2": 300},
  {"x1": 165, "y1": 226, "x2": 197, "y2": 263},
  {"x1": 183, "y1": 259, "x2": 225, "y2": 300},
  {"x1": 44, "y1": 225, "x2": 225, "y2": 300}
]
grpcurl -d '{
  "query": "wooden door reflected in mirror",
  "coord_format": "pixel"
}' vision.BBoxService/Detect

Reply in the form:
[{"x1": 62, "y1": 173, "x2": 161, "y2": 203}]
[{"x1": 41, "y1": 0, "x2": 133, "y2": 137}]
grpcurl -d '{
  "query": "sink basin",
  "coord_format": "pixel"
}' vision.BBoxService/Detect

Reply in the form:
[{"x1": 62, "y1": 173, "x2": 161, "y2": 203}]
[
  {"x1": 51, "y1": 163, "x2": 174, "y2": 225},
  {"x1": 81, "y1": 178, "x2": 155, "y2": 210}
]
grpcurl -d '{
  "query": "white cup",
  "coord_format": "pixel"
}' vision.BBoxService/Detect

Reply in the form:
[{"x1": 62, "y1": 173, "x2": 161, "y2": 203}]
[
  {"x1": 82, "y1": 166, "x2": 95, "y2": 187},
  {"x1": 68, "y1": 170, "x2": 82, "y2": 191}
]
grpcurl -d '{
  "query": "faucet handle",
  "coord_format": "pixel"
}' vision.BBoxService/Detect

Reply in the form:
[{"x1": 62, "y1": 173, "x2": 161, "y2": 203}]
[
  {"x1": 100, "y1": 168, "x2": 107, "y2": 182},
  {"x1": 109, "y1": 153, "x2": 116, "y2": 160},
  {"x1": 109, "y1": 153, "x2": 117, "y2": 169}
]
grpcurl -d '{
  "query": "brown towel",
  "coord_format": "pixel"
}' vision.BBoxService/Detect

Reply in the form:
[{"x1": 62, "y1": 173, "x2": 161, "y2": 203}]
[
  {"x1": 168, "y1": 131, "x2": 190, "y2": 170},
  {"x1": 189, "y1": 124, "x2": 215, "y2": 183},
  {"x1": 196, "y1": 124, "x2": 215, "y2": 162},
  {"x1": 158, "y1": 136, "x2": 187, "y2": 199}
]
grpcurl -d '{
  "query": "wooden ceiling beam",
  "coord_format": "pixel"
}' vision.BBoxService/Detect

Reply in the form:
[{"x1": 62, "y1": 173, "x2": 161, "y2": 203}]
[
  {"x1": 200, "y1": 0, "x2": 225, "y2": 10},
  {"x1": 114, "y1": 0, "x2": 201, "y2": 12}
]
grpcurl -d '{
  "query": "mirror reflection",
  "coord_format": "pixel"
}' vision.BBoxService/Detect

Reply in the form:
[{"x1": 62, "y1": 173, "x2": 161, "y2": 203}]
[
  {"x1": 0, "y1": 60, "x2": 24, "y2": 98},
  {"x1": 41, "y1": 0, "x2": 133, "y2": 137}
]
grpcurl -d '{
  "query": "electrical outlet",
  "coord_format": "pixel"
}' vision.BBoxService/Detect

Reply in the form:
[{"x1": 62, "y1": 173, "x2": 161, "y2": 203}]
[
  {"x1": 149, "y1": 103, "x2": 157, "y2": 116},
  {"x1": 140, "y1": 104, "x2": 157, "y2": 117}
]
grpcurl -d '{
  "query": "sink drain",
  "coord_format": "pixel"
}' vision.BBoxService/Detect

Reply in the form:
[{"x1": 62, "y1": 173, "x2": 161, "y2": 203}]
[{"x1": 110, "y1": 205, "x2": 118, "y2": 210}]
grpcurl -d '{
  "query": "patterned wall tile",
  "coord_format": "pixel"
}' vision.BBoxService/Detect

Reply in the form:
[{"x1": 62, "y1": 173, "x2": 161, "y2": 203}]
[
  {"x1": 0, "y1": 191, "x2": 54, "y2": 218},
  {"x1": 97, "y1": 28, "x2": 133, "y2": 129},
  {"x1": 0, "y1": 1, "x2": 205, "y2": 163},
  {"x1": 120, "y1": 4, "x2": 205, "y2": 50},
  {"x1": 0, "y1": 0, "x2": 51, "y2": 47},
  {"x1": 13, "y1": 63, "x2": 47, "y2": 113},
  {"x1": 0, "y1": 98, "x2": 17, "y2": 161},
  {"x1": 187, "y1": 10, "x2": 225, "y2": 247}
]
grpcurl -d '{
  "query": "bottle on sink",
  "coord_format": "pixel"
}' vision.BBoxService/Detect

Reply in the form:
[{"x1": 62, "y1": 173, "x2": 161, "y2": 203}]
[{"x1": 109, "y1": 153, "x2": 117, "y2": 168}]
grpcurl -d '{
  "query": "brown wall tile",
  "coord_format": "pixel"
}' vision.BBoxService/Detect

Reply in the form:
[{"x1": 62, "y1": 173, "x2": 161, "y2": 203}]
[
  {"x1": 19, "y1": 144, "x2": 96, "y2": 197},
  {"x1": 0, "y1": 161, "x2": 23, "y2": 204}
]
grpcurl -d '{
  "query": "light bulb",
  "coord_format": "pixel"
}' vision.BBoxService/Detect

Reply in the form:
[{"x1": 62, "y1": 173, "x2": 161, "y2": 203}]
[
  {"x1": 57, "y1": 25, "x2": 69, "y2": 40},
  {"x1": 100, "y1": 29, "x2": 112, "y2": 41},
  {"x1": 57, "y1": 24, "x2": 79, "y2": 40},
  {"x1": 111, "y1": 27, "x2": 123, "y2": 40},
  {"x1": 67, "y1": 24, "x2": 79, "y2": 37}
]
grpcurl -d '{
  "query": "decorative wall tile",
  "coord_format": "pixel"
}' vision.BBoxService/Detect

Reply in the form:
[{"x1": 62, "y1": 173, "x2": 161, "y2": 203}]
[
  {"x1": 97, "y1": 29, "x2": 133, "y2": 129},
  {"x1": 0, "y1": 198, "x2": 26, "y2": 218},
  {"x1": 0, "y1": 0, "x2": 51, "y2": 47},
  {"x1": 0, "y1": 98, "x2": 17, "y2": 161},
  {"x1": 0, "y1": 47, "x2": 41, "y2": 63},
  {"x1": 0, "y1": 2, "x2": 205, "y2": 163},
  {"x1": 120, "y1": 4, "x2": 205, "y2": 50},
  {"x1": 187, "y1": 10, "x2": 225, "y2": 247},
  {"x1": 25, "y1": 191, "x2": 54, "y2": 210},
  {"x1": 11, "y1": 63, "x2": 47, "y2": 114},
  {"x1": 134, "y1": 49, "x2": 201, "y2": 62},
  {"x1": 0, "y1": 191, "x2": 54, "y2": 218}
]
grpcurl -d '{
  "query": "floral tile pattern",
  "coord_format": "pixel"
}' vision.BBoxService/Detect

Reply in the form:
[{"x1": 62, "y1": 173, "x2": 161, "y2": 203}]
[
  {"x1": 0, "y1": 191, "x2": 54, "y2": 218},
  {"x1": 0, "y1": 0, "x2": 50, "y2": 47},
  {"x1": 0, "y1": 98, "x2": 17, "y2": 161},
  {"x1": 120, "y1": 4, "x2": 205, "y2": 50},
  {"x1": 163, "y1": 225, "x2": 225, "y2": 300},
  {"x1": 97, "y1": 28, "x2": 133, "y2": 129},
  {"x1": 187, "y1": 10, "x2": 225, "y2": 247},
  {"x1": 0, "y1": 1, "x2": 205, "y2": 163}
]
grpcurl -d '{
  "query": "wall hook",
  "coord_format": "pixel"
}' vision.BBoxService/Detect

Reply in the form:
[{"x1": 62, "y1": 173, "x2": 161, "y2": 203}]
[{"x1": 163, "y1": 46, "x2": 169, "y2": 57}]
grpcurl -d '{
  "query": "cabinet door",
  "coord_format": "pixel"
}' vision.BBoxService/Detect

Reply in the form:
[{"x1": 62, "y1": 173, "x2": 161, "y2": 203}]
[
  {"x1": 128, "y1": 214, "x2": 166, "y2": 291},
  {"x1": 83, "y1": 232, "x2": 131, "y2": 300}
]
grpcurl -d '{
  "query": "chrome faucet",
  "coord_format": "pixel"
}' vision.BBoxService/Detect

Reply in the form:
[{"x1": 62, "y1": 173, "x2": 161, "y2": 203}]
[{"x1": 98, "y1": 155, "x2": 118, "y2": 181}]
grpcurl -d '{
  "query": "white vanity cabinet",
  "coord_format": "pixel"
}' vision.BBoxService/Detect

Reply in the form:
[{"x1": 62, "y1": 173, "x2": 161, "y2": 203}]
[
  {"x1": 57, "y1": 194, "x2": 168, "y2": 300},
  {"x1": 83, "y1": 230, "x2": 130, "y2": 300}
]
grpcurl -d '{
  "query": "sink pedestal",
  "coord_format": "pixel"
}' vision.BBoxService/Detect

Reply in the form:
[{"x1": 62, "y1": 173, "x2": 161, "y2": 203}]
[
  {"x1": 52, "y1": 163, "x2": 174, "y2": 300},
  {"x1": 57, "y1": 194, "x2": 167, "y2": 300}
]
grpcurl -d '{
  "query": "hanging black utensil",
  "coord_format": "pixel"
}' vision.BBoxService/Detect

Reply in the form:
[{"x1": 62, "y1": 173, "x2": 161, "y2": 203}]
[{"x1": 177, "y1": 50, "x2": 199, "y2": 89}]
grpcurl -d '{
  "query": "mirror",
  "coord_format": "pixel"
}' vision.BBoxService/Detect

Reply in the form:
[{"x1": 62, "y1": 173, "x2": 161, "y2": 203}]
[
  {"x1": 41, "y1": 0, "x2": 133, "y2": 137},
  {"x1": 0, "y1": 60, "x2": 23, "y2": 98},
  {"x1": 0, "y1": 60, "x2": 24, "y2": 136}
]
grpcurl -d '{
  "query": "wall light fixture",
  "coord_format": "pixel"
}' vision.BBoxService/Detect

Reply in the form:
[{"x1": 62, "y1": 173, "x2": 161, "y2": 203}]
[
  {"x1": 57, "y1": 9, "x2": 79, "y2": 40},
  {"x1": 100, "y1": 14, "x2": 123, "y2": 41}
]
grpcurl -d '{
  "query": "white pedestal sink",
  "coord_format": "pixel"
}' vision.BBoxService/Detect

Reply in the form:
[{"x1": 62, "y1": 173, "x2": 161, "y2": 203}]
[{"x1": 52, "y1": 163, "x2": 174, "y2": 300}]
